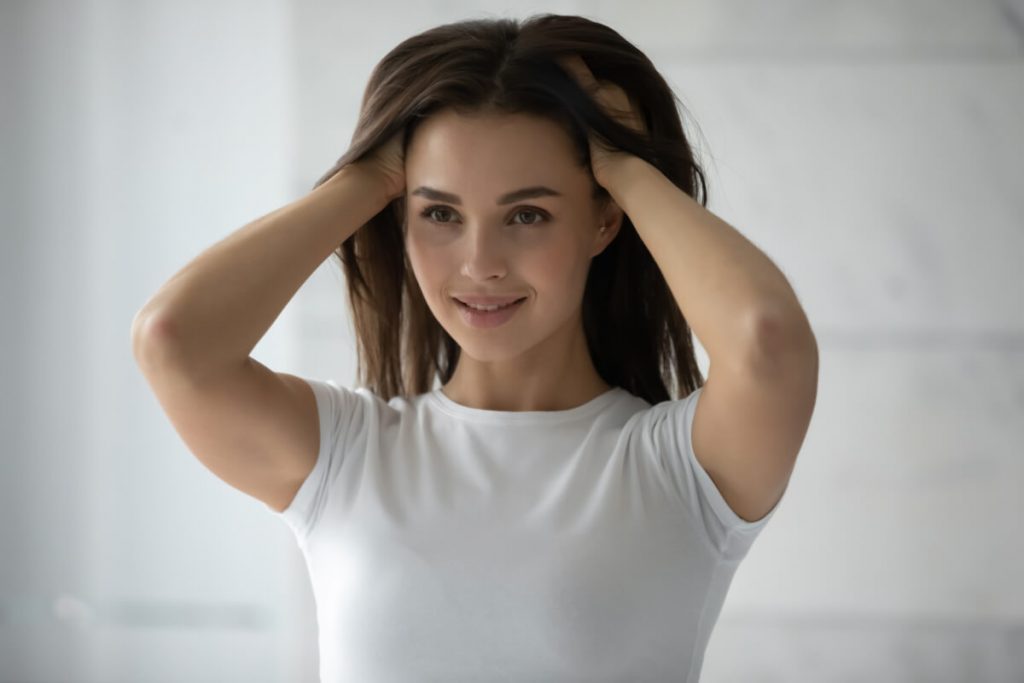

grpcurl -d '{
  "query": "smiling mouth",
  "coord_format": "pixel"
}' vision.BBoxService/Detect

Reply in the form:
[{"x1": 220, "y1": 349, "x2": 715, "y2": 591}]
[{"x1": 452, "y1": 297, "x2": 527, "y2": 311}]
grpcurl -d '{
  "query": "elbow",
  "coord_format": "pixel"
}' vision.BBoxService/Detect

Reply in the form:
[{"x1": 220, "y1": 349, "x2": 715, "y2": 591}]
[
  {"x1": 130, "y1": 311, "x2": 182, "y2": 367},
  {"x1": 746, "y1": 306, "x2": 818, "y2": 376}
]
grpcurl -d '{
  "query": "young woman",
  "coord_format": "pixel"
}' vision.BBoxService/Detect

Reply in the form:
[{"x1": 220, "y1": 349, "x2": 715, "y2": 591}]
[{"x1": 132, "y1": 13, "x2": 818, "y2": 682}]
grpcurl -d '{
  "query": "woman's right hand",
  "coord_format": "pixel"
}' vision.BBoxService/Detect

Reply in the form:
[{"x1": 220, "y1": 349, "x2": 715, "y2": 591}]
[{"x1": 358, "y1": 129, "x2": 406, "y2": 203}]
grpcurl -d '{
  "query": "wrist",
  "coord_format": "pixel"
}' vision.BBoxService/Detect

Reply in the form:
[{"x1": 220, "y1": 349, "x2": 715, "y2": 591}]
[
  {"x1": 600, "y1": 155, "x2": 655, "y2": 208},
  {"x1": 329, "y1": 162, "x2": 396, "y2": 208}
]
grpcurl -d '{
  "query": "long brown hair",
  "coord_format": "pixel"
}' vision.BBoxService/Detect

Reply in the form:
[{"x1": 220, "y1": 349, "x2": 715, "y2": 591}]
[{"x1": 312, "y1": 13, "x2": 709, "y2": 405}]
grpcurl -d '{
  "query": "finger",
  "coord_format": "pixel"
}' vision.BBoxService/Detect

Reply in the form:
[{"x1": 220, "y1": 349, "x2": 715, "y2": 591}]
[
  {"x1": 559, "y1": 55, "x2": 622, "y2": 114},
  {"x1": 557, "y1": 54, "x2": 599, "y2": 94},
  {"x1": 558, "y1": 55, "x2": 646, "y2": 134}
]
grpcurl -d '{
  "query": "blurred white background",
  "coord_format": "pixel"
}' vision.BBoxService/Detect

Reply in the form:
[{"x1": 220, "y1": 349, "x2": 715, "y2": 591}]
[{"x1": 2, "y1": 0, "x2": 1023, "y2": 681}]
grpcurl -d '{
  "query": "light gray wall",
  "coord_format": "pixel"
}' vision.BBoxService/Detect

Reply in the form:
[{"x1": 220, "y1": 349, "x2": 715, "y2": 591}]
[
  {"x1": 2, "y1": 0, "x2": 1021, "y2": 681},
  {"x1": 2, "y1": 0, "x2": 312, "y2": 681}
]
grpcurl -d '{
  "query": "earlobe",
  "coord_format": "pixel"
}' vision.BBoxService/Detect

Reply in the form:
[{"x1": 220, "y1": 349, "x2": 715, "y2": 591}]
[
  {"x1": 590, "y1": 198, "x2": 624, "y2": 256},
  {"x1": 603, "y1": 199, "x2": 624, "y2": 233},
  {"x1": 591, "y1": 219, "x2": 621, "y2": 257},
  {"x1": 604, "y1": 205, "x2": 625, "y2": 238}
]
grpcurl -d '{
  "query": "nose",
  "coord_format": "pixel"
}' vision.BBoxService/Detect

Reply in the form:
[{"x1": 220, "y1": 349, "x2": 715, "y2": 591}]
[{"x1": 460, "y1": 226, "x2": 508, "y2": 281}]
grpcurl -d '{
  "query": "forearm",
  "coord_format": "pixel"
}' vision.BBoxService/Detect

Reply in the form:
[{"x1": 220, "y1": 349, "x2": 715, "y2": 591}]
[
  {"x1": 604, "y1": 157, "x2": 811, "y2": 371},
  {"x1": 132, "y1": 163, "x2": 389, "y2": 379}
]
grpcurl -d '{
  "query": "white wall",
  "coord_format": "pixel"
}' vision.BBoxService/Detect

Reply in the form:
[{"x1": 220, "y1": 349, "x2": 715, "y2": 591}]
[
  {"x1": 2, "y1": 0, "x2": 1022, "y2": 680},
  {"x1": 2, "y1": 0, "x2": 314, "y2": 681}
]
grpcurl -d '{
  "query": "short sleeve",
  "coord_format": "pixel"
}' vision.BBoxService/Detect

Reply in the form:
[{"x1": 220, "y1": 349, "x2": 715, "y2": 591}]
[
  {"x1": 628, "y1": 385, "x2": 787, "y2": 563},
  {"x1": 271, "y1": 378, "x2": 366, "y2": 543}
]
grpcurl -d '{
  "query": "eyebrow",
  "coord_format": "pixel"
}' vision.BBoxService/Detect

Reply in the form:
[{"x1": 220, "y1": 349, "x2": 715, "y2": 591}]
[{"x1": 409, "y1": 185, "x2": 563, "y2": 205}]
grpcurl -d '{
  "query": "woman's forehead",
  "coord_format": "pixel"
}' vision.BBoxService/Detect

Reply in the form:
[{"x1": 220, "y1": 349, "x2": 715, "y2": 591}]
[
  {"x1": 406, "y1": 111, "x2": 585, "y2": 195},
  {"x1": 409, "y1": 110, "x2": 574, "y2": 162}
]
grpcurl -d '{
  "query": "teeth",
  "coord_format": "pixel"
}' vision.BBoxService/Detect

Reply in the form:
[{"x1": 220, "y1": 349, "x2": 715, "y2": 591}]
[{"x1": 464, "y1": 299, "x2": 519, "y2": 312}]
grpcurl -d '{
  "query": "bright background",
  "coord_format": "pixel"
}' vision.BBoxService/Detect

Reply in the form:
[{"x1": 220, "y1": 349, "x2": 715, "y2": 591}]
[{"x1": 2, "y1": 0, "x2": 1022, "y2": 681}]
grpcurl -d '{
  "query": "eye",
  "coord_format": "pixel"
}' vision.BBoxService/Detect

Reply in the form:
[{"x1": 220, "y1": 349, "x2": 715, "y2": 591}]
[
  {"x1": 418, "y1": 205, "x2": 550, "y2": 226},
  {"x1": 420, "y1": 206, "x2": 456, "y2": 223},
  {"x1": 512, "y1": 208, "x2": 549, "y2": 225}
]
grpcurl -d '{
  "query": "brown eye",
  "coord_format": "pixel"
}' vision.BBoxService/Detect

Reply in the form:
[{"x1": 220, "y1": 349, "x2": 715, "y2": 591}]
[
  {"x1": 418, "y1": 205, "x2": 550, "y2": 226},
  {"x1": 421, "y1": 206, "x2": 455, "y2": 223},
  {"x1": 513, "y1": 209, "x2": 548, "y2": 225}
]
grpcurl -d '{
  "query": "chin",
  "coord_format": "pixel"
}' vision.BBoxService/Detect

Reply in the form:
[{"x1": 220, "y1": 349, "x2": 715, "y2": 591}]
[{"x1": 447, "y1": 333, "x2": 527, "y2": 363}]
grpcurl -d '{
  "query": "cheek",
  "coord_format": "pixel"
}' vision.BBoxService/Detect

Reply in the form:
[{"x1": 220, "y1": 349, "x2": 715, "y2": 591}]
[
  {"x1": 527, "y1": 238, "x2": 590, "y2": 293},
  {"x1": 405, "y1": 234, "x2": 452, "y2": 298},
  {"x1": 406, "y1": 228, "x2": 588, "y2": 297}
]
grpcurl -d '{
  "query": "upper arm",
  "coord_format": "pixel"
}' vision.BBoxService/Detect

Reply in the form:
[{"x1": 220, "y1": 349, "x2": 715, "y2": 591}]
[
  {"x1": 692, "y1": 326, "x2": 819, "y2": 523},
  {"x1": 135, "y1": 347, "x2": 320, "y2": 514}
]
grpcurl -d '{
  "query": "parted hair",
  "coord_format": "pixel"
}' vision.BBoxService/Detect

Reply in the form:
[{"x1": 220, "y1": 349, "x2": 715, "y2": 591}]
[{"x1": 312, "y1": 13, "x2": 710, "y2": 405}]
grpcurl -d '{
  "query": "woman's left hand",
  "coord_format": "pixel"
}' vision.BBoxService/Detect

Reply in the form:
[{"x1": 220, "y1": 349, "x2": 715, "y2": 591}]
[{"x1": 557, "y1": 54, "x2": 647, "y2": 188}]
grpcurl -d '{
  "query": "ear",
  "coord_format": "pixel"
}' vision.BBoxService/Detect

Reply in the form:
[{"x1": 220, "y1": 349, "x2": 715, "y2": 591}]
[{"x1": 590, "y1": 198, "x2": 625, "y2": 257}]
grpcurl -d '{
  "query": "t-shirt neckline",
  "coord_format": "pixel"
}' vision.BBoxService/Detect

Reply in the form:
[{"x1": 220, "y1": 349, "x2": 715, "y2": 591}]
[{"x1": 428, "y1": 386, "x2": 625, "y2": 424}]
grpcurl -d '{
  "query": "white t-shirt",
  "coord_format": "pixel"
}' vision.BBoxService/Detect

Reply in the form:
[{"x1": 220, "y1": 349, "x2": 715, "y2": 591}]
[{"x1": 270, "y1": 378, "x2": 786, "y2": 682}]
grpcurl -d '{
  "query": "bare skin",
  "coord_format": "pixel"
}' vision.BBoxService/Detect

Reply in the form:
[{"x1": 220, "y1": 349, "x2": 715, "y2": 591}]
[{"x1": 401, "y1": 108, "x2": 625, "y2": 412}]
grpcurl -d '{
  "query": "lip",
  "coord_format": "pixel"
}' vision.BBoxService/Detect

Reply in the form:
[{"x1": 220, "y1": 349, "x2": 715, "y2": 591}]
[
  {"x1": 451, "y1": 294, "x2": 528, "y2": 306},
  {"x1": 453, "y1": 296, "x2": 526, "y2": 329}
]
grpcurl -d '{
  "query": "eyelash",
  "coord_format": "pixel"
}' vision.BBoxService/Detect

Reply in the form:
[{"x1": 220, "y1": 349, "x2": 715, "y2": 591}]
[{"x1": 418, "y1": 205, "x2": 550, "y2": 226}]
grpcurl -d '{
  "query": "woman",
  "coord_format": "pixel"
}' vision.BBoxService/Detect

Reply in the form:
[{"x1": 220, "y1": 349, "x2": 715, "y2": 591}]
[{"x1": 132, "y1": 13, "x2": 818, "y2": 682}]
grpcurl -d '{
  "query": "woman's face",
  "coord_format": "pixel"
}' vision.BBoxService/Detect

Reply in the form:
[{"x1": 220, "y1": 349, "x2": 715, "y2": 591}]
[{"x1": 403, "y1": 108, "x2": 621, "y2": 364}]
